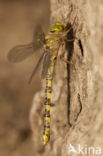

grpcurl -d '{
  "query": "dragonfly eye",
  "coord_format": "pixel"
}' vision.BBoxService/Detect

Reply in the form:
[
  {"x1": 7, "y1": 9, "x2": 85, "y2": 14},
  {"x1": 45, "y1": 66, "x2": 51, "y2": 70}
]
[{"x1": 50, "y1": 22, "x2": 64, "y2": 33}]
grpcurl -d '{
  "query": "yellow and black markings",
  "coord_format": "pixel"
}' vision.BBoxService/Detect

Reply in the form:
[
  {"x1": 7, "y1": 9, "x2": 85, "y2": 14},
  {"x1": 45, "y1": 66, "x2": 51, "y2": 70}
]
[{"x1": 8, "y1": 19, "x2": 76, "y2": 146}]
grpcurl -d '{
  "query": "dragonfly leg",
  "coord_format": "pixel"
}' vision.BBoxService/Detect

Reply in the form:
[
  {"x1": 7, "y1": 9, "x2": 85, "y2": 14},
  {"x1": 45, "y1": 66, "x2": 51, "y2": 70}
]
[
  {"x1": 65, "y1": 14, "x2": 77, "y2": 34},
  {"x1": 60, "y1": 42, "x2": 76, "y2": 70},
  {"x1": 66, "y1": 38, "x2": 75, "y2": 42},
  {"x1": 60, "y1": 42, "x2": 73, "y2": 65}
]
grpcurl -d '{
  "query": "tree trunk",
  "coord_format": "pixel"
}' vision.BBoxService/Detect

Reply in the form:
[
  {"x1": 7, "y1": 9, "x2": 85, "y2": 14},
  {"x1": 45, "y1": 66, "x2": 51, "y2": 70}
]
[{"x1": 30, "y1": 0, "x2": 103, "y2": 156}]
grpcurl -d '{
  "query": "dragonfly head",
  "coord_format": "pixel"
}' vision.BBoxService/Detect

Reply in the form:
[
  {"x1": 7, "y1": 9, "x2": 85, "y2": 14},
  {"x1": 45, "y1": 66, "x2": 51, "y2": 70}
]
[{"x1": 50, "y1": 22, "x2": 64, "y2": 33}]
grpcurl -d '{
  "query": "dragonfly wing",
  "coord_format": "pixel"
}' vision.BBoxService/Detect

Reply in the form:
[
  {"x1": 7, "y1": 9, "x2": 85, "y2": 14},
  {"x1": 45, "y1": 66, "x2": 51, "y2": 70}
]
[
  {"x1": 33, "y1": 24, "x2": 45, "y2": 50},
  {"x1": 8, "y1": 25, "x2": 45, "y2": 63},
  {"x1": 8, "y1": 42, "x2": 35, "y2": 62},
  {"x1": 29, "y1": 50, "x2": 52, "y2": 83},
  {"x1": 28, "y1": 51, "x2": 45, "y2": 84},
  {"x1": 41, "y1": 50, "x2": 52, "y2": 79}
]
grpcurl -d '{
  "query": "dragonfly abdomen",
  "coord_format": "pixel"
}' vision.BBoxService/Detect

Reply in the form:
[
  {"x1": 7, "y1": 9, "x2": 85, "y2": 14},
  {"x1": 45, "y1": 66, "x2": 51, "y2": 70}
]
[{"x1": 42, "y1": 55, "x2": 57, "y2": 145}]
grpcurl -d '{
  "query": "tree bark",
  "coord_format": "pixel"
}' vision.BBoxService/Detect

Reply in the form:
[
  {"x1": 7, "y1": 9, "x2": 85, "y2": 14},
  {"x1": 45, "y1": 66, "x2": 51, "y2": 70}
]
[{"x1": 30, "y1": 0, "x2": 103, "y2": 156}]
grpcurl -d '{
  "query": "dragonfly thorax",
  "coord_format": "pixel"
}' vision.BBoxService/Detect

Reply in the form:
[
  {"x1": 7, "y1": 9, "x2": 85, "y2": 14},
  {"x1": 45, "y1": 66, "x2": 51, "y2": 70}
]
[{"x1": 45, "y1": 34, "x2": 61, "y2": 51}]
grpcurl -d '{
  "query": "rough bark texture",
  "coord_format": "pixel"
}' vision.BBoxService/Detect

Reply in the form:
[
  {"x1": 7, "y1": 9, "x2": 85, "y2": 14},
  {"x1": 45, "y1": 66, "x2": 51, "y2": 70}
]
[{"x1": 30, "y1": 0, "x2": 103, "y2": 156}]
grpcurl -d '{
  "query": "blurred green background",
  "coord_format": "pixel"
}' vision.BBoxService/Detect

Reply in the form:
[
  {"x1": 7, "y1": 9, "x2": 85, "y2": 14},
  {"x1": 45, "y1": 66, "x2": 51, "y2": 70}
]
[{"x1": 0, "y1": 0, "x2": 50, "y2": 155}]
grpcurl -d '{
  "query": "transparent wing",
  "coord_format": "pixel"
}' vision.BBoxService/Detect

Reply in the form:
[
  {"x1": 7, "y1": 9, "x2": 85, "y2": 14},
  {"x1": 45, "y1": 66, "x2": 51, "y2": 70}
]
[
  {"x1": 8, "y1": 24, "x2": 45, "y2": 62},
  {"x1": 28, "y1": 51, "x2": 45, "y2": 84},
  {"x1": 28, "y1": 50, "x2": 52, "y2": 83},
  {"x1": 33, "y1": 24, "x2": 45, "y2": 49},
  {"x1": 8, "y1": 43, "x2": 35, "y2": 62},
  {"x1": 41, "y1": 50, "x2": 52, "y2": 79}
]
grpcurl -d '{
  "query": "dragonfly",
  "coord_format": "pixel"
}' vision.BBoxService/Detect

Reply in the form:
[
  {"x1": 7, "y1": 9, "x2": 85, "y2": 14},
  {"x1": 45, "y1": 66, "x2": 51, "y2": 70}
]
[{"x1": 8, "y1": 18, "x2": 76, "y2": 145}]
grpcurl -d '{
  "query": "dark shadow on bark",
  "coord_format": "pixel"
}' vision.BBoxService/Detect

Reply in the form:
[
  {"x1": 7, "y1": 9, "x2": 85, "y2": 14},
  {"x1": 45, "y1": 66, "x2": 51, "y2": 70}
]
[
  {"x1": 65, "y1": 23, "x2": 75, "y2": 126},
  {"x1": 78, "y1": 39, "x2": 84, "y2": 56}
]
